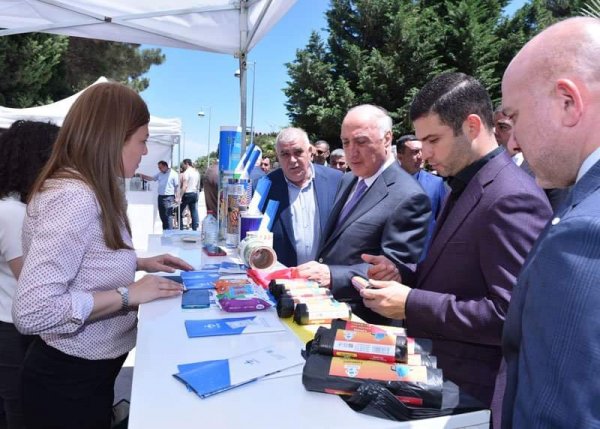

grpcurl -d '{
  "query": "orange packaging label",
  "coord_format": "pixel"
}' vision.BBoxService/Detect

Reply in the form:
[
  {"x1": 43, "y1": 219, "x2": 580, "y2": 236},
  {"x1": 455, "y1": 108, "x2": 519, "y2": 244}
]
[
  {"x1": 340, "y1": 320, "x2": 407, "y2": 337},
  {"x1": 341, "y1": 320, "x2": 385, "y2": 334},
  {"x1": 328, "y1": 357, "x2": 428, "y2": 382},
  {"x1": 215, "y1": 279, "x2": 251, "y2": 294},
  {"x1": 333, "y1": 330, "x2": 396, "y2": 362}
]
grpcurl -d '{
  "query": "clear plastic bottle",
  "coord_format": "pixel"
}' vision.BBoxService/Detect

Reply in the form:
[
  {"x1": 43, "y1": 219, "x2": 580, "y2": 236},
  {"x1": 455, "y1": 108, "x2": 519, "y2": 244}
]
[{"x1": 201, "y1": 210, "x2": 218, "y2": 247}]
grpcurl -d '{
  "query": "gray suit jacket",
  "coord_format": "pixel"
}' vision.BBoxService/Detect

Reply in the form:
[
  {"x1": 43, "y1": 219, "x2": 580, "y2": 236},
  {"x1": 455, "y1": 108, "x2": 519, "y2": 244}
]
[
  {"x1": 502, "y1": 159, "x2": 600, "y2": 428},
  {"x1": 317, "y1": 161, "x2": 431, "y2": 324},
  {"x1": 404, "y1": 152, "x2": 552, "y2": 428}
]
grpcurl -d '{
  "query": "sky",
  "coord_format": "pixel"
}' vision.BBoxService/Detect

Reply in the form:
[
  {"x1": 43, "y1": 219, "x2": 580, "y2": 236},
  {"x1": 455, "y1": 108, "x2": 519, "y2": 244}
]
[{"x1": 140, "y1": 0, "x2": 527, "y2": 162}]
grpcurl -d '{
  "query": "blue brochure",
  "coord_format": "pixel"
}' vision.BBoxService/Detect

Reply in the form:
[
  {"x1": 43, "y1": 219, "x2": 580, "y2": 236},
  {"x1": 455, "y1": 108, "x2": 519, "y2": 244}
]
[
  {"x1": 180, "y1": 271, "x2": 220, "y2": 290},
  {"x1": 173, "y1": 346, "x2": 304, "y2": 398},
  {"x1": 218, "y1": 261, "x2": 246, "y2": 274},
  {"x1": 184, "y1": 315, "x2": 285, "y2": 338}
]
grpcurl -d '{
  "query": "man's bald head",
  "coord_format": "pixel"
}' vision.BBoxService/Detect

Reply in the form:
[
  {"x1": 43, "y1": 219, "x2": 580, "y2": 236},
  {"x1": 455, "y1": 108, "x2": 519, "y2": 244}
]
[
  {"x1": 506, "y1": 17, "x2": 600, "y2": 87},
  {"x1": 502, "y1": 17, "x2": 600, "y2": 188}
]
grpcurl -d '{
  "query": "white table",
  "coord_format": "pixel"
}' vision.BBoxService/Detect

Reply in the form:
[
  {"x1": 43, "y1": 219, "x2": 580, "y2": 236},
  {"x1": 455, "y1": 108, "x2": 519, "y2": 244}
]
[{"x1": 129, "y1": 235, "x2": 490, "y2": 429}]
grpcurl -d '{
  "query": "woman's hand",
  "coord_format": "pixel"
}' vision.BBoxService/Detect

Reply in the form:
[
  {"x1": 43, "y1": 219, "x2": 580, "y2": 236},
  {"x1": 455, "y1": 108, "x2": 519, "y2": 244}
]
[
  {"x1": 137, "y1": 254, "x2": 193, "y2": 273},
  {"x1": 128, "y1": 275, "x2": 184, "y2": 307}
]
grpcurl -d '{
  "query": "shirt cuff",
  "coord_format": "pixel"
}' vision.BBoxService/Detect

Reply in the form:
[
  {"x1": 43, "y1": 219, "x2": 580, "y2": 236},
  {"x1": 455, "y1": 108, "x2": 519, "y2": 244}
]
[{"x1": 70, "y1": 291, "x2": 94, "y2": 325}]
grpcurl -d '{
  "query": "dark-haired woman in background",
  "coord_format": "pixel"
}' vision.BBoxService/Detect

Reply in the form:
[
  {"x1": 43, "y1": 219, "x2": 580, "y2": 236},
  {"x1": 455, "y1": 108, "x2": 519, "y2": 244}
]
[{"x1": 0, "y1": 120, "x2": 60, "y2": 429}]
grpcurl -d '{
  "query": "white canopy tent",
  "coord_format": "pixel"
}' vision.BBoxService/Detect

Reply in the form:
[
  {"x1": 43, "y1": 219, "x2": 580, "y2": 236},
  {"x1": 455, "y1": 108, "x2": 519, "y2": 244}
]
[
  {"x1": 0, "y1": 76, "x2": 182, "y2": 248},
  {"x1": 0, "y1": 76, "x2": 182, "y2": 171},
  {"x1": 0, "y1": 0, "x2": 297, "y2": 151}
]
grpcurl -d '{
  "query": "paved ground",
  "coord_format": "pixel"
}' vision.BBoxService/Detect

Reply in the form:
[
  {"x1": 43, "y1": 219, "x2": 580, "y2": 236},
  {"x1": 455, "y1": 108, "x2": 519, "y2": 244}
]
[{"x1": 114, "y1": 191, "x2": 208, "y2": 404}]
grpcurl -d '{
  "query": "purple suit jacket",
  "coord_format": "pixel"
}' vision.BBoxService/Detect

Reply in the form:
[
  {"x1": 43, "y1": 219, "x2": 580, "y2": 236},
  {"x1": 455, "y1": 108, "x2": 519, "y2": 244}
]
[{"x1": 404, "y1": 151, "x2": 552, "y2": 427}]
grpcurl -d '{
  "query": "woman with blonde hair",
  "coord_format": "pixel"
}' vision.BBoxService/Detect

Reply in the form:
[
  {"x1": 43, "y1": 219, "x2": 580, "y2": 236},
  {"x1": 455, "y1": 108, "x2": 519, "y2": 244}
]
[{"x1": 13, "y1": 82, "x2": 192, "y2": 428}]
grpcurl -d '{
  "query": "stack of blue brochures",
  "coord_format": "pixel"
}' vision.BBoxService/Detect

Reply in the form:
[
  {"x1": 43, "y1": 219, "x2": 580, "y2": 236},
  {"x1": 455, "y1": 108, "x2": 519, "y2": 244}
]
[{"x1": 180, "y1": 271, "x2": 220, "y2": 290}]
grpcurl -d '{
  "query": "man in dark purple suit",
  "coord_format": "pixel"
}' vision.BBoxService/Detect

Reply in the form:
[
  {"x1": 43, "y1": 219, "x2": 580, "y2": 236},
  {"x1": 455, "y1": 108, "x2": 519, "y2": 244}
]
[{"x1": 359, "y1": 73, "x2": 552, "y2": 428}]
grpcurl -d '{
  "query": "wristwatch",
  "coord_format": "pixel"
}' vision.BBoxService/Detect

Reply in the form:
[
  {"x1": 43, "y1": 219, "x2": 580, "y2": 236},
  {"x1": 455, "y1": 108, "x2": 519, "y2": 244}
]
[{"x1": 116, "y1": 286, "x2": 129, "y2": 311}]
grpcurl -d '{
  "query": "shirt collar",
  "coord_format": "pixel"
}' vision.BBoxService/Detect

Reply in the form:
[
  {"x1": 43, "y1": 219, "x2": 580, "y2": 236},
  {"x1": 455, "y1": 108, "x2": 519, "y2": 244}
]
[
  {"x1": 447, "y1": 146, "x2": 504, "y2": 195},
  {"x1": 360, "y1": 154, "x2": 395, "y2": 188},
  {"x1": 576, "y1": 146, "x2": 600, "y2": 183},
  {"x1": 512, "y1": 151, "x2": 524, "y2": 167}
]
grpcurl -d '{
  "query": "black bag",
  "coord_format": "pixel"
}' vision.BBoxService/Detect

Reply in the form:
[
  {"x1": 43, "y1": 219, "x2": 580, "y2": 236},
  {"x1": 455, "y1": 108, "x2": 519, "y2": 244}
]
[{"x1": 342, "y1": 381, "x2": 485, "y2": 421}]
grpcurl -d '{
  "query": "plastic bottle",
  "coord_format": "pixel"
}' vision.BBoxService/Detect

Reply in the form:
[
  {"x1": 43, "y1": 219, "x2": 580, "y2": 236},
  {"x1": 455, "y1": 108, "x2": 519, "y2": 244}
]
[{"x1": 201, "y1": 210, "x2": 218, "y2": 247}]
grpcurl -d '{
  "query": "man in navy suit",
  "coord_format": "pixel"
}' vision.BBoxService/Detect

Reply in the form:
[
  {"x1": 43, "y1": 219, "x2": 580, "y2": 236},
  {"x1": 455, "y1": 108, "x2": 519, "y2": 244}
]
[
  {"x1": 360, "y1": 73, "x2": 551, "y2": 428},
  {"x1": 297, "y1": 105, "x2": 431, "y2": 325},
  {"x1": 501, "y1": 17, "x2": 600, "y2": 428},
  {"x1": 256, "y1": 128, "x2": 342, "y2": 267},
  {"x1": 396, "y1": 134, "x2": 447, "y2": 258}
]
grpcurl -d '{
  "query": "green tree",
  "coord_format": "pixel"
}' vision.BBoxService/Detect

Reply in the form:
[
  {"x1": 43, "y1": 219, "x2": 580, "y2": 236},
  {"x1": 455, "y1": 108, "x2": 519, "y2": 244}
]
[
  {"x1": 284, "y1": 0, "x2": 587, "y2": 146},
  {"x1": 0, "y1": 34, "x2": 164, "y2": 107},
  {"x1": 45, "y1": 37, "x2": 165, "y2": 100},
  {"x1": 0, "y1": 34, "x2": 68, "y2": 107},
  {"x1": 254, "y1": 132, "x2": 277, "y2": 162}
]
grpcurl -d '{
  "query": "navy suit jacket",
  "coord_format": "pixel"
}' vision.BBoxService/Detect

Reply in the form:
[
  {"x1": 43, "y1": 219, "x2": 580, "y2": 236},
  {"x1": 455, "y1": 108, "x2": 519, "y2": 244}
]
[
  {"x1": 403, "y1": 152, "x2": 551, "y2": 427},
  {"x1": 318, "y1": 161, "x2": 431, "y2": 324},
  {"x1": 502, "y1": 159, "x2": 600, "y2": 428},
  {"x1": 414, "y1": 169, "x2": 448, "y2": 258},
  {"x1": 258, "y1": 164, "x2": 342, "y2": 267}
]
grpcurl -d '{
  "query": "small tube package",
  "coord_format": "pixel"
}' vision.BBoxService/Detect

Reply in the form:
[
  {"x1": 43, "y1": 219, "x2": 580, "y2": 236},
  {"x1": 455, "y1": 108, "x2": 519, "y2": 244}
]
[
  {"x1": 293, "y1": 300, "x2": 352, "y2": 325},
  {"x1": 268, "y1": 278, "x2": 321, "y2": 300},
  {"x1": 276, "y1": 294, "x2": 334, "y2": 318},
  {"x1": 308, "y1": 326, "x2": 434, "y2": 365}
]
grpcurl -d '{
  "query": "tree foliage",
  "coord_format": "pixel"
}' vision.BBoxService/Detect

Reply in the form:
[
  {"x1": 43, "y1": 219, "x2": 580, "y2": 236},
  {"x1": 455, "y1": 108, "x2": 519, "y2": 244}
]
[
  {"x1": 284, "y1": 0, "x2": 586, "y2": 148},
  {"x1": 0, "y1": 34, "x2": 164, "y2": 107}
]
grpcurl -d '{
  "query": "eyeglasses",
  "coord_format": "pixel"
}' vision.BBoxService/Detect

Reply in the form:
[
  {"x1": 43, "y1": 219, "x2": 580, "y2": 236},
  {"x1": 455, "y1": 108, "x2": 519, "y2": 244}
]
[{"x1": 316, "y1": 150, "x2": 326, "y2": 155}]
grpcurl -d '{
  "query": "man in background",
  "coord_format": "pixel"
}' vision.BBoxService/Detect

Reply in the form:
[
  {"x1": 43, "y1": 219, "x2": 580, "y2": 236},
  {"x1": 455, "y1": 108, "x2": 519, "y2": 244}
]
[
  {"x1": 501, "y1": 17, "x2": 600, "y2": 428},
  {"x1": 260, "y1": 156, "x2": 271, "y2": 173},
  {"x1": 313, "y1": 140, "x2": 330, "y2": 166},
  {"x1": 137, "y1": 160, "x2": 179, "y2": 230},
  {"x1": 179, "y1": 158, "x2": 200, "y2": 231},
  {"x1": 257, "y1": 128, "x2": 342, "y2": 267},
  {"x1": 203, "y1": 159, "x2": 219, "y2": 215},
  {"x1": 329, "y1": 148, "x2": 348, "y2": 172},
  {"x1": 396, "y1": 134, "x2": 447, "y2": 258},
  {"x1": 494, "y1": 105, "x2": 569, "y2": 211}
]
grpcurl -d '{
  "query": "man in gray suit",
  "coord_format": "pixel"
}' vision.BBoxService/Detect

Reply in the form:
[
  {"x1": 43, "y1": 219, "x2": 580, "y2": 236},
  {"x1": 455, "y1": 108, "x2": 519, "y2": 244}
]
[
  {"x1": 501, "y1": 17, "x2": 600, "y2": 428},
  {"x1": 297, "y1": 104, "x2": 431, "y2": 324},
  {"x1": 360, "y1": 73, "x2": 551, "y2": 428}
]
